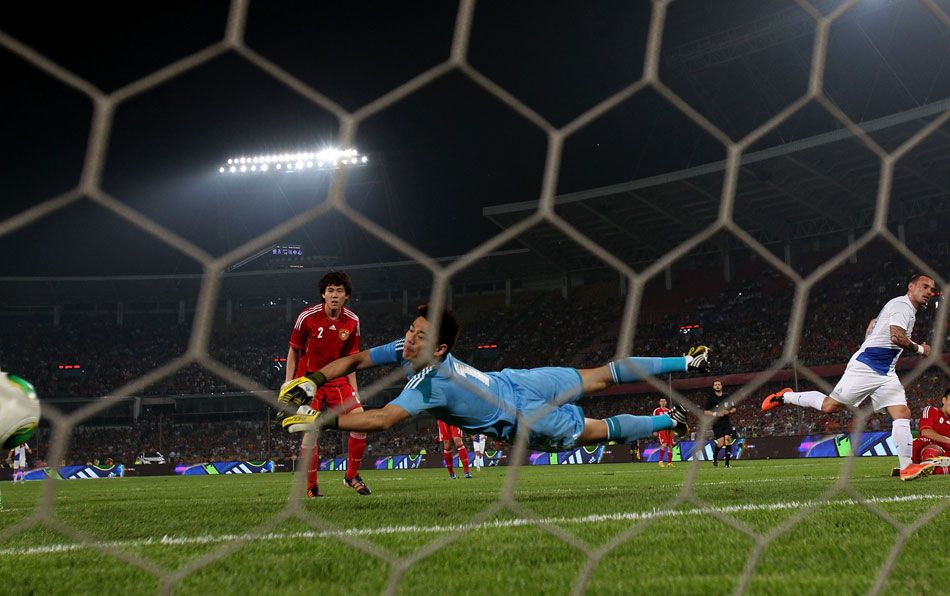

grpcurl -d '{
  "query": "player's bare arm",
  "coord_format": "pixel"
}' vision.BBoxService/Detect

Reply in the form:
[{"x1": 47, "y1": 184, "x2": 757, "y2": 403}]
[
  {"x1": 313, "y1": 349, "x2": 377, "y2": 383},
  {"x1": 302, "y1": 403, "x2": 409, "y2": 433},
  {"x1": 865, "y1": 318, "x2": 876, "y2": 339},
  {"x1": 337, "y1": 403, "x2": 409, "y2": 431},
  {"x1": 285, "y1": 346, "x2": 300, "y2": 383},
  {"x1": 920, "y1": 428, "x2": 950, "y2": 444},
  {"x1": 889, "y1": 325, "x2": 930, "y2": 356}
]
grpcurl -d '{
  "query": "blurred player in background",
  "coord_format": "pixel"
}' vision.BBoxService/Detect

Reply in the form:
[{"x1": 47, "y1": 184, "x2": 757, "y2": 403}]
[
  {"x1": 7, "y1": 442, "x2": 31, "y2": 483},
  {"x1": 472, "y1": 432, "x2": 487, "y2": 470},
  {"x1": 438, "y1": 421, "x2": 470, "y2": 478},
  {"x1": 763, "y1": 273, "x2": 936, "y2": 481},
  {"x1": 278, "y1": 305, "x2": 708, "y2": 454},
  {"x1": 705, "y1": 380, "x2": 737, "y2": 468},
  {"x1": 912, "y1": 387, "x2": 950, "y2": 474},
  {"x1": 653, "y1": 397, "x2": 674, "y2": 467},
  {"x1": 284, "y1": 270, "x2": 369, "y2": 497}
]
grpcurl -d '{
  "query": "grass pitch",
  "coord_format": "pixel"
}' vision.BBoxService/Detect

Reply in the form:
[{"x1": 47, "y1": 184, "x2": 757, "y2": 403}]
[{"x1": 1, "y1": 458, "x2": 948, "y2": 595}]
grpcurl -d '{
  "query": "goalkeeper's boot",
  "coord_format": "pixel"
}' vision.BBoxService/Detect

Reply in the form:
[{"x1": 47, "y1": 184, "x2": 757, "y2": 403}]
[
  {"x1": 308, "y1": 484, "x2": 324, "y2": 498},
  {"x1": 344, "y1": 474, "x2": 372, "y2": 495},
  {"x1": 685, "y1": 346, "x2": 711, "y2": 374},
  {"x1": 899, "y1": 461, "x2": 935, "y2": 481},
  {"x1": 761, "y1": 388, "x2": 793, "y2": 412},
  {"x1": 276, "y1": 377, "x2": 318, "y2": 422},
  {"x1": 669, "y1": 403, "x2": 690, "y2": 437}
]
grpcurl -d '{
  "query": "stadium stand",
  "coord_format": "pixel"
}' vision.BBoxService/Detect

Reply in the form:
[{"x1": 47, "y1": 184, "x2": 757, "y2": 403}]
[{"x1": 2, "y1": 232, "x2": 947, "y2": 465}]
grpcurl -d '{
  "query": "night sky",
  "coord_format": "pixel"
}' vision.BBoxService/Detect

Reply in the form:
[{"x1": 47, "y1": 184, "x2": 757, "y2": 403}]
[{"x1": 1, "y1": 0, "x2": 948, "y2": 277}]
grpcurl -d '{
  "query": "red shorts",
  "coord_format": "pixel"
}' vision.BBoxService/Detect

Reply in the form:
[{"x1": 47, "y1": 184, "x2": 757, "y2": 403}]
[
  {"x1": 438, "y1": 420, "x2": 462, "y2": 442},
  {"x1": 309, "y1": 381, "x2": 362, "y2": 414},
  {"x1": 912, "y1": 437, "x2": 950, "y2": 463},
  {"x1": 656, "y1": 430, "x2": 674, "y2": 446}
]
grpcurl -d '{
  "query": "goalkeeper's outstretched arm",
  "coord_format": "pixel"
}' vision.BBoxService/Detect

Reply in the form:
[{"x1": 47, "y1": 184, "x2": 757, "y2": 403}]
[
  {"x1": 336, "y1": 403, "x2": 411, "y2": 432},
  {"x1": 308, "y1": 349, "x2": 378, "y2": 386},
  {"x1": 284, "y1": 402, "x2": 411, "y2": 434},
  {"x1": 277, "y1": 349, "x2": 380, "y2": 419}
]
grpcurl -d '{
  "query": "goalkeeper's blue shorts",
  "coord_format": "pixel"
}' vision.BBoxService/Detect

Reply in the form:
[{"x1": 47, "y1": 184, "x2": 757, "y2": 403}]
[{"x1": 502, "y1": 367, "x2": 586, "y2": 452}]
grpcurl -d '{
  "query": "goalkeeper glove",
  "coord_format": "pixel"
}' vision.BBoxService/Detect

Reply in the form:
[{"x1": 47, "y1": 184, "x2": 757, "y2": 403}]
[
  {"x1": 281, "y1": 407, "x2": 338, "y2": 434},
  {"x1": 276, "y1": 372, "x2": 327, "y2": 421}
]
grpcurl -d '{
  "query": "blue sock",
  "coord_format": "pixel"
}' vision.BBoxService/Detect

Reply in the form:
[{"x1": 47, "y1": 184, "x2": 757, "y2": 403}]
[
  {"x1": 608, "y1": 357, "x2": 686, "y2": 384},
  {"x1": 605, "y1": 414, "x2": 673, "y2": 443}
]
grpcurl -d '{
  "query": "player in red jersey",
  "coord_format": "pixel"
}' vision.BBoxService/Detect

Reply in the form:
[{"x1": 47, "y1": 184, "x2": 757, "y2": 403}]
[
  {"x1": 653, "y1": 397, "x2": 674, "y2": 467},
  {"x1": 438, "y1": 420, "x2": 471, "y2": 478},
  {"x1": 285, "y1": 270, "x2": 370, "y2": 497},
  {"x1": 912, "y1": 388, "x2": 950, "y2": 474}
]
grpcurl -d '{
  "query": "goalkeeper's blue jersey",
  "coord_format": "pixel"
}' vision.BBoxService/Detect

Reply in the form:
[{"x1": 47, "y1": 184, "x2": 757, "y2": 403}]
[{"x1": 369, "y1": 339, "x2": 523, "y2": 440}]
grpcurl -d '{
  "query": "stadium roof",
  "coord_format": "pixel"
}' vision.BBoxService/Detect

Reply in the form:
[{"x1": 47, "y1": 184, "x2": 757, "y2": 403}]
[
  {"x1": 2, "y1": 0, "x2": 948, "y2": 307},
  {"x1": 484, "y1": 100, "x2": 950, "y2": 274},
  {"x1": 0, "y1": 248, "x2": 559, "y2": 308}
]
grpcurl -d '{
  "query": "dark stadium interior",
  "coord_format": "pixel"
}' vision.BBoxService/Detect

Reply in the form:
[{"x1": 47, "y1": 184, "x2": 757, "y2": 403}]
[{"x1": 1, "y1": 1, "x2": 949, "y2": 467}]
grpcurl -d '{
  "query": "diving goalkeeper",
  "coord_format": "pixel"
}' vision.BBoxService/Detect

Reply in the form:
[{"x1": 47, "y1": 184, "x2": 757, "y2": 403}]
[{"x1": 277, "y1": 305, "x2": 709, "y2": 452}]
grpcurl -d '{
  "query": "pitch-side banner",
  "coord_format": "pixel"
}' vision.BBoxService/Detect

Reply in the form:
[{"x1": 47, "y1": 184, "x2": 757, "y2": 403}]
[
  {"x1": 176, "y1": 461, "x2": 274, "y2": 475},
  {"x1": 21, "y1": 464, "x2": 124, "y2": 481},
  {"x1": 633, "y1": 431, "x2": 898, "y2": 462}
]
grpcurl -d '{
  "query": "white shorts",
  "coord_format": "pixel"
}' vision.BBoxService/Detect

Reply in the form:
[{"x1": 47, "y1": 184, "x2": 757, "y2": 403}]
[
  {"x1": 473, "y1": 439, "x2": 486, "y2": 452},
  {"x1": 830, "y1": 357, "x2": 906, "y2": 413},
  {"x1": 12, "y1": 460, "x2": 25, "y2": 470}
]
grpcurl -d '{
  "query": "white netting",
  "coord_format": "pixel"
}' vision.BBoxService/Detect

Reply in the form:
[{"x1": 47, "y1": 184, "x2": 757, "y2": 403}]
[{"x1": 2, "y1": 1, "x2": 949, "y2": 594}]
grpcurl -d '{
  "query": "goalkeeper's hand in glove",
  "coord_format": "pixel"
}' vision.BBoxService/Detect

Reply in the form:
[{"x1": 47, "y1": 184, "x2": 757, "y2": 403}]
[
  {"x1": 281, "y1": 407, "x2": 338, "y2": 434},
  {"x1": 685, "y1": 346, "x2": 711, "y2": 374},
  {"x1": 276, "y1": 372, "x2": 327, "y2": 421}
]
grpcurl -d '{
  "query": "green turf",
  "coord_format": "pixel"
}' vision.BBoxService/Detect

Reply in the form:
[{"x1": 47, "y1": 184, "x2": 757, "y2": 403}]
[{"x1": 1, "y1": 459, "x2": 947, "y2": 595}]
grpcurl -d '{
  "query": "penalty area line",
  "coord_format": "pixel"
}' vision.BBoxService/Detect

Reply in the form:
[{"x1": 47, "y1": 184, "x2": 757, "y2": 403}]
[{"x1": 0, "y1": 493, "x2": 945, "y2": 556}]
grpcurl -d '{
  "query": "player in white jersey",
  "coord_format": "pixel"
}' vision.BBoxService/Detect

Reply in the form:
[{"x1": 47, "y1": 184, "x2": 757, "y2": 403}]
[
  {"x1": 6, "y1": 442, "x2": 32, "y2": 483},
  {"x1": 762, "y1": 274, "x2": 936, "y2": 481},
  {"x1": 472, "y1": 433, "x2": 487, "y2": 470}
]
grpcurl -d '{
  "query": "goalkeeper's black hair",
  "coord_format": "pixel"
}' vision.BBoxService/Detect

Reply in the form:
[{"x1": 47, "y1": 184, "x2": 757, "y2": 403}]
[
  {"x1": 417, "y1": 304, "x2": 459, "y2": 354},
  {"x1": 319, "y1": 270, "x2": 352, "y2": 297}
]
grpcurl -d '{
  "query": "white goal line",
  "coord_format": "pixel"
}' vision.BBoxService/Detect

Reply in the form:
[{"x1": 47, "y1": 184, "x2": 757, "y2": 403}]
[{"x1": 0, "y1": 492, "x2": 944, "y2": 557}]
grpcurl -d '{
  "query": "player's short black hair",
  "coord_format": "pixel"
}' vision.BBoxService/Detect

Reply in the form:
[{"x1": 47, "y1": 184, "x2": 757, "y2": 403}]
[
  {"x1": 319, "y1": 270, "x2": 352, "y2": 297},
  {"x1": 909, "y1": 272, "x2": 932, "y2": 285},
  {"x1": 943, "y1": 387, "x2": 950, "y2": 399},
  {"x1": 417, "y1": 304, "x2": 460, "y2": 354}
]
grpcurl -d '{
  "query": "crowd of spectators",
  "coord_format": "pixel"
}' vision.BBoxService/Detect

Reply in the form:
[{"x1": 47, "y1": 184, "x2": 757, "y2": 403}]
[
  {"x1": 26, "y1": 412, "x2": 449, "y2": 467},
  {"x1": 2, "y1": 236, "x2": 948, "y2": 465}
]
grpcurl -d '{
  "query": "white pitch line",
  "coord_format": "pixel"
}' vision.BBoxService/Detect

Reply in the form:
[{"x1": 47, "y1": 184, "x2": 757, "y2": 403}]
[{"x1": 0, "y1": 493, "x2": 946, "y2": 557}]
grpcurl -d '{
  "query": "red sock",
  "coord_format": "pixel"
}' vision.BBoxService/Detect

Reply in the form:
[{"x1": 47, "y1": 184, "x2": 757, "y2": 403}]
[
  {"x1": 667, "y1": 448, "x2": 673, "y2": 463},
  {"x1": 934, "y1": 465, "x2": 949, "y2": 475},
  {"x1": 458, "y1": 446, "x2": 469, "y2": 473},
  {"x1": 443, "y1": 449, "x2": 454, "y2": 474},
  {"x1": 306, "y1": 445, "x2": 319, "y2": 488},
  {"x1": 346, "y1": 433, "x2": 366, "y2": 480}
]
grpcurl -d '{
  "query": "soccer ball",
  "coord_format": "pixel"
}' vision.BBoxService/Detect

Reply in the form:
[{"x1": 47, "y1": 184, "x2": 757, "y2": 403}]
[{"x1": 0, "y1": 372, "x2": 40, "y2": 449}]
